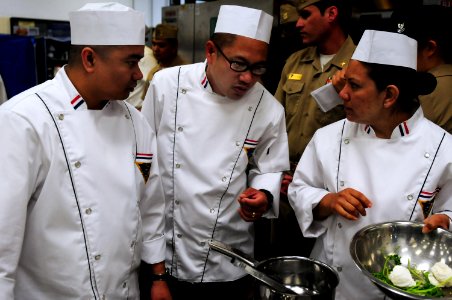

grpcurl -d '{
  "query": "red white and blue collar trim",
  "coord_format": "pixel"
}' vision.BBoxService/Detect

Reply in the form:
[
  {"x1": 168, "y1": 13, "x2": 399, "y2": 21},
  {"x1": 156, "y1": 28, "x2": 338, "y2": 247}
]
[
  {"x1": 70, "y1": 95, "x2": 85, "y2": 110},
  {"x1": 361, "y1": 118, "x2": 416, "y2": 138},
  {"x1": 419, "y1": 188, "x2": 440, "y2": 201},
  {"x1": 136, "y1": 152, "x2": 153, "y2": 163},
  {"x1": 363, "y1": 125, "x2": 372, "y2": 134},
  {"x1": 244, "y1": 139, "x2": 258, "y2": 148},
  {"x1": 201, "y1": 72, "x2": 209, "y2": 89},
  {"x1": 397, "y1": 121, "x2": 410, "y2": 136}
]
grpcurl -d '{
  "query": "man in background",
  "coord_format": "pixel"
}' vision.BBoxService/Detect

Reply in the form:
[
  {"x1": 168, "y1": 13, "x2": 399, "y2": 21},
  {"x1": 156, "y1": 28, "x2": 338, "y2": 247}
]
[
  {"x1": 142, "y1": 24, "x2": 187, "y2": 97},
  {"x1": 273, "y1": 0, "x2": 355, "y2": 258},
  {"x1": 262, "y1": 0, "x2": 303, "y2": 95}
]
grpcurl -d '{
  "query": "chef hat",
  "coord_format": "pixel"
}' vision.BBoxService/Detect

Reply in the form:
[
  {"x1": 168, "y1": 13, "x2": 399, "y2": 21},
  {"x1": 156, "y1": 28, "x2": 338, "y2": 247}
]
[
  {"x1": 70, "y1": 2, "x2": 145, "y2": 45},
  {"x1": 153, "y1": 24, "x2": 178, "y2": 40},
  {"x1": 214, "y1": 5, "x2": 273, "y2": 44},
  {"x1": 352, "y1": 30, "x2": 417, "y2": 70}
]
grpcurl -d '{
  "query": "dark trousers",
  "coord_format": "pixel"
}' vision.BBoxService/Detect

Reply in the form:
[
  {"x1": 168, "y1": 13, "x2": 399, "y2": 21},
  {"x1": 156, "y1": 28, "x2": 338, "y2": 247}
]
[
  {"x1": 166, "y1": 275, "x2": 256, "y2": 300},
  {"x1": 140, "y1": 261, "x2": 256, "y2": 300}
]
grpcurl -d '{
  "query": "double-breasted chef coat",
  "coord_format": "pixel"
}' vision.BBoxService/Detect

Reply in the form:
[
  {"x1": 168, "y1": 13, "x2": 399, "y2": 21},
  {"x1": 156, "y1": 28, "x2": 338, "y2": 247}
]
[
  {"x1": 141, "y1": 61, "x2": 290, "y2": 282},
  {"x1": 0, "y1": 67, "x2": 166, "y2": 299},
  {"x1": 288, "y1": 108, "x2": 452, "y2": 300}
]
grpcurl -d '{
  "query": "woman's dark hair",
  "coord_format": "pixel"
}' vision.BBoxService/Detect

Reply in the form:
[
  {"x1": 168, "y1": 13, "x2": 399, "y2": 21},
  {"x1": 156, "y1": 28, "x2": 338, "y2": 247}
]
[{"x1": 362, "y1": 62, "x2": 437, "y2": 113}]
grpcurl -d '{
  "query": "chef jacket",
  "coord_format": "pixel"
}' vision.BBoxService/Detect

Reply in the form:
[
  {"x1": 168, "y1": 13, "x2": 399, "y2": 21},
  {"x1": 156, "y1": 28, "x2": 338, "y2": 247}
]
[
  {"x1": 288, "y1": 108, "x2": 452, "y2": 300},
  {"x1": 0, "y1": 67, "x2": 166, "y2": 299},
  {"x1": 141, "y1": 61, "x2": 289, "y2": 282}
]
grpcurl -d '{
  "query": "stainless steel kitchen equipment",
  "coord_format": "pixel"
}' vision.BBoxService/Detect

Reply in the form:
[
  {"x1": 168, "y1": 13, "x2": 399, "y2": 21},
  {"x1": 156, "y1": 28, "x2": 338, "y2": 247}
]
[
  {"x1": 209, "y1": 239, "x2": 339, "y2": 299},
  {"x1": 161, "y1": 0, "x2": 274, "y2": 64},
  {"x1": 350, "y1": 221, "x2": 452, "y2": 300}
]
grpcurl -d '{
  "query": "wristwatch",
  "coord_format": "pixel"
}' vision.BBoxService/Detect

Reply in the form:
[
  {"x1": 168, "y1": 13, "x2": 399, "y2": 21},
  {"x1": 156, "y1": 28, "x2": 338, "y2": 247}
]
[
  {"x1": 150, "y1": 271, "x2": 169, "y2": 281},
  {"x1": 259, "y1": 189, "x2": 274, "y2": 211}
]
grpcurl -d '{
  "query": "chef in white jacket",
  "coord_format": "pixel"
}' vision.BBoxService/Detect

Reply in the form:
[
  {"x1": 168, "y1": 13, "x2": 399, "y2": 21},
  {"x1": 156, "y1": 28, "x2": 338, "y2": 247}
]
[
  {"x1": 141, "y1": 5, "x2": 289, "y2": 299},
  {"x1": 289, "y1": 30, "x2": 452, "y2": 300},
  {"x1": 0, "y1": 3, "x2": 171, "y2": 300}
]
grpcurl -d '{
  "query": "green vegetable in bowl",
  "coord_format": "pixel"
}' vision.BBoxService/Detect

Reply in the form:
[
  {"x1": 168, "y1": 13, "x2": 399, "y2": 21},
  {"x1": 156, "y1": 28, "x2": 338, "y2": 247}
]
[{"x1": 373, "y1": 254, "x2": 444, "y2": 297}]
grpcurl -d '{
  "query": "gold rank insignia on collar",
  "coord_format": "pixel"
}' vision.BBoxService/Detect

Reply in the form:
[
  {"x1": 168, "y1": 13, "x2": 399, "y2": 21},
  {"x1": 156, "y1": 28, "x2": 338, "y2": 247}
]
[{"x1": 288, "y1": 73, "x2": 302, "y2": 80}]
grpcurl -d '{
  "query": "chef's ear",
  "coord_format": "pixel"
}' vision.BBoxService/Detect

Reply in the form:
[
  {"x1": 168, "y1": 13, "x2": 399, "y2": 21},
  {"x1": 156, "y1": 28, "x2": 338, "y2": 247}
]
[
  {"x1": 383, "y1": 85, "x2": 399, "y2": 109},
  {"x1": 205, "y1": 41, "x2": 216, "y2": 63},
  {"x1": 81, "y1": 47, "x2": 96, "y2": 72}
]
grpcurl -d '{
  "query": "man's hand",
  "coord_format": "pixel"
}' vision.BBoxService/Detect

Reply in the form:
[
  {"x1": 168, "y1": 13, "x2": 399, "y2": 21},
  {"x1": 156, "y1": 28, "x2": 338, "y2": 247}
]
[
  {"x1": 150, "y1": 280, "x2": 172, "y2": 300},
  {"x1": 422, "y1": 214, "x2": 450, "y2": 233},
  {"x1": 332, "y1": 68, "x2": 346, "y2": 93},
  {"x1": 314, "y1": 188, "x2": 372, "y2": 220},
  {"x1": 238, "y1": 187, "x2": 270, "y2": 222}
]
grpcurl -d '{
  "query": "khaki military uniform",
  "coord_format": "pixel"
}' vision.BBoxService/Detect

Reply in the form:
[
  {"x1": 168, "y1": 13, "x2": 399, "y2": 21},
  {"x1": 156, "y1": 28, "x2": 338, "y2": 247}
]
[
  {"x1": 420, "y1": 63, "x2": 452, "y2": 134},
  {"x1": 275, "y1": 36, "x2": 356, "y2": 168}
]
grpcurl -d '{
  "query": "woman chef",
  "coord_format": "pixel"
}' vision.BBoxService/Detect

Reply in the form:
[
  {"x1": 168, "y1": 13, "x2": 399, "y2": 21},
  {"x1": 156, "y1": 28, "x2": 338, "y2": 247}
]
[{"x1": 288, "y1": 30, "x2": 452, "y2": 300}]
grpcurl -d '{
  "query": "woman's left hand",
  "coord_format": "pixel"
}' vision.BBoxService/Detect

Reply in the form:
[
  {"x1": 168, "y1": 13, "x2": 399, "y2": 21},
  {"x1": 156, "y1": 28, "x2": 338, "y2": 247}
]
[{"x1": 422, "y1": 214, "x2": 450, "y2": 233}]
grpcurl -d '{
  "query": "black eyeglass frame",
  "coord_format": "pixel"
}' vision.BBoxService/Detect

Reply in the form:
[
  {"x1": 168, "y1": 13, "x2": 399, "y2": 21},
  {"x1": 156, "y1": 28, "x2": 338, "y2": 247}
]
[{"x1": 212, "y1": 41, "x2": 267, "y2": 76}]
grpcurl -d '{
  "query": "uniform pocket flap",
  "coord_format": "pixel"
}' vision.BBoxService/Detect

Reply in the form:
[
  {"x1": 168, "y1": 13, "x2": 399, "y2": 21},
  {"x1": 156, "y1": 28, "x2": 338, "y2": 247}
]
[{"x1": 282, "y1": 80, "x2": 304, "y2": 95}]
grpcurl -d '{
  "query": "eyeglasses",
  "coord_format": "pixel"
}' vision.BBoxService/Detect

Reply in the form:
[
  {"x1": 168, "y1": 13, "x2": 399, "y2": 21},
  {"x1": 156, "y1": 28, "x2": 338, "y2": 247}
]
[{"x1": 212, "y1": 42, "x2": 267, "y2": 76}]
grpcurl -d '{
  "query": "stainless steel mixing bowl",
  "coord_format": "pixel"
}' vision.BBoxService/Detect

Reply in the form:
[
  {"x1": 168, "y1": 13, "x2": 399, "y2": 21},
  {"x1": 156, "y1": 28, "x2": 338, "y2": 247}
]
[{"x1": 350, "y1": 221, "x2": 452, "y2": 299}]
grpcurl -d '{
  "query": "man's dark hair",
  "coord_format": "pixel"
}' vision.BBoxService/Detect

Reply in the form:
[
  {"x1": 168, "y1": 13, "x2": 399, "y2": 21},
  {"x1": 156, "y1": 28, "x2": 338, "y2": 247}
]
[
  {"x1": 313, "y1": 0, "x2": 352, "y2": 35},
  {"x1": 209, "y1": 33, "x2": 237, "y2": 49},
  {"x1": 68, "y1": 45, "x2": 118, "y2": 65}
]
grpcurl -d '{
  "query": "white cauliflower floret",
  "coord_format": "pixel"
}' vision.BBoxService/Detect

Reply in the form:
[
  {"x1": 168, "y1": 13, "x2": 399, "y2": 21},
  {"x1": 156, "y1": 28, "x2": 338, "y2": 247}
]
[
  {"x1": 430, "y1": 262, "x2": 452, "y2": 287},
  {"x1": 389, "y1": 265, "x2": 416, "y2": 287},
  {"x1": 428, "y1": 273, "x2": 441, "y2": 286}
]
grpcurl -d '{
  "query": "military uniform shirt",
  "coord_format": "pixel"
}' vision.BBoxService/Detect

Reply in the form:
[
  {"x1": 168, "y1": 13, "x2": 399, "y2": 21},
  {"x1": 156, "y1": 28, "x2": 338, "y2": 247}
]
[
  {"x1": 420, "y1": 63, "x2": 452, "y2": 134},
  {"x1": 275, "y1": 36, "x2": 356, "y2": 169}
]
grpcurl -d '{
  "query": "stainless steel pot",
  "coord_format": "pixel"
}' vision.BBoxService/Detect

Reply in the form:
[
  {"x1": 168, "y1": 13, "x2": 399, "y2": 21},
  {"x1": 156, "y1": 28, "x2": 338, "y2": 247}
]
[{"x1": 209, "y1": 240, "x2": 339, "y2": 300}]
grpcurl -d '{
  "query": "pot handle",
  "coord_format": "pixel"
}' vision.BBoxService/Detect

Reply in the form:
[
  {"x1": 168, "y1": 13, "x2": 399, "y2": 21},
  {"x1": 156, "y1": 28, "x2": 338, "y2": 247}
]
[
  {"x1": 208, "y1": 240, "x2": 298, "y2": 295},
  {"x1": 208, "y1": 239, "x2": 258, "y2": 267}
]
